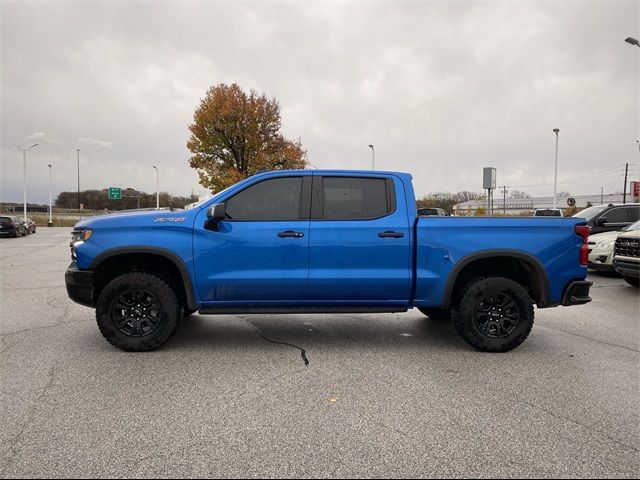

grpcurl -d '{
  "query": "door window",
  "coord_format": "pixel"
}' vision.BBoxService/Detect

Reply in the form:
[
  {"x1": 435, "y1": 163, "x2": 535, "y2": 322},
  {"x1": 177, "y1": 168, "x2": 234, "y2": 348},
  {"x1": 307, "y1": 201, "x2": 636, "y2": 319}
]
[
  {"x1": 321, "y1": 177, "x2": 393, "y2": 220},
  {"x1": 225, "y1": 177, "x2": 303, "y2": 221},
  {"x1": 603, "y1": 207, "x2": 629, "y2": 223}
]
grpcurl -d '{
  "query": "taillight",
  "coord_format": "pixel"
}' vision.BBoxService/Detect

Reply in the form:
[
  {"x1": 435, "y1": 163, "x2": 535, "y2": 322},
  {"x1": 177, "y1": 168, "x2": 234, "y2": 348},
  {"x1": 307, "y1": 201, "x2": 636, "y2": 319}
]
[{"x1": 575, "y1": 225, "x2": 589, "y2": 266}]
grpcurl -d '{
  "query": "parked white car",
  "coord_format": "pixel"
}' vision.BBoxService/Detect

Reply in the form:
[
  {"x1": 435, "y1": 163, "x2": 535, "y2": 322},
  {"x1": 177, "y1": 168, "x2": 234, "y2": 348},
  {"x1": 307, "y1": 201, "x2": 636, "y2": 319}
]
[
  {"x1": 588, "y1": 220, "x2": 640, "y2": 272},
  {"x1": 613, "y1": 228, "x2": 640, "y2": 288}
]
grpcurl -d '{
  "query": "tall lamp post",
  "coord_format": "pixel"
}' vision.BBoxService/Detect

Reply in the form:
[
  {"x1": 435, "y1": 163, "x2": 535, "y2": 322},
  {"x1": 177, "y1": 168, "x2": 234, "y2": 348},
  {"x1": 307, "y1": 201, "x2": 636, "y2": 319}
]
[
  {"x1": 15, "y1": 143, "x2": 38, "y2": 222},
  {"x1": 152, "y1": 165, "x2": 159, "y2": 209},
  {"x1": 48, "y1": 164, "x2": 53, "y2": 226},
  {"x1": 553, "y1": 128, "x2": 560, "y2": 209},
  {"x1": 636, "y1": 140, "x2": 640, "y2": 201},
  {"x1": 368, "y1": 144, "x2": 375, "y2": 170},
  {"x1": 76, "y1": 148, "x2": 80, "y2": 211}
]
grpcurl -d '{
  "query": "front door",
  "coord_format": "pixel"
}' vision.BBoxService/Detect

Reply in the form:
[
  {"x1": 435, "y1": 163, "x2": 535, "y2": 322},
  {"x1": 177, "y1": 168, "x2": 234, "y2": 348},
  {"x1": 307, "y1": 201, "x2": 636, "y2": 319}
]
[{"x1": 194, "y1": 175, "x2": 310, "y2": 305}]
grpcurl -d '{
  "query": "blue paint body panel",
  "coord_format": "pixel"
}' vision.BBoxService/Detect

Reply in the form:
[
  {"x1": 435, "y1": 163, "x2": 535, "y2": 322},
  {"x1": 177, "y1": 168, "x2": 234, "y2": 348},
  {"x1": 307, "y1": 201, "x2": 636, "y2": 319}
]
[{"x1": 71, "y1": 169, "x2": 588, "y2": 311}]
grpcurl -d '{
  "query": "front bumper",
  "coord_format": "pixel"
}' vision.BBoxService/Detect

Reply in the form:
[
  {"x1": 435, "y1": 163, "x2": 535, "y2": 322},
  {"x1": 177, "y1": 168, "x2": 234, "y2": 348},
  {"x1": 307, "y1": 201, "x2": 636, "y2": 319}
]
[
  {"x1": 65, "y1": 261, "x2": 94, "y2": 307},
  {"x1": 561, "y1": 280, "x2": 593, "y2": 306},
  {"x1": 613, "y1": 259, "x2": 640, "y2": 278}
]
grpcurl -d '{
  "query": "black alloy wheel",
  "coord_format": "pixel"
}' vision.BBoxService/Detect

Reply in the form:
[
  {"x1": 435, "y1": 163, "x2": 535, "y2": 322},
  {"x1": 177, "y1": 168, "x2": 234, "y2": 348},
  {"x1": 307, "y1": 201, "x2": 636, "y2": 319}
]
[
  {"x1": 473, "y1": 293, "x2": 520, "y2": 339},
  {"x1": 111, "y1": 289, "x2": 162, "y2": 337}
]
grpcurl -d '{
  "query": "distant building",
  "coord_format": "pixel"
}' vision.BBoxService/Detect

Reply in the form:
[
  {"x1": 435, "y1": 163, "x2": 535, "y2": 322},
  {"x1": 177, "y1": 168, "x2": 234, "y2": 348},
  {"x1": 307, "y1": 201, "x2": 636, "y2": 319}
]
[
  {"x1": 184, "y1": 194, "x2": 213, "y2": 210},
  {"x1": 453, "y1": 194, "x2": 626, "y2": 216}
]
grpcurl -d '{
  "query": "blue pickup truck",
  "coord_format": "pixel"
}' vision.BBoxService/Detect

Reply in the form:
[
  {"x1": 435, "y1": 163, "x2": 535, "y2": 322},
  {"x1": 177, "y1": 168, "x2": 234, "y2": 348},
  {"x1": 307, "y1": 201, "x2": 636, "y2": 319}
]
[{"x1": 66, "y1": 170, "x2": 592, "y2": 353}]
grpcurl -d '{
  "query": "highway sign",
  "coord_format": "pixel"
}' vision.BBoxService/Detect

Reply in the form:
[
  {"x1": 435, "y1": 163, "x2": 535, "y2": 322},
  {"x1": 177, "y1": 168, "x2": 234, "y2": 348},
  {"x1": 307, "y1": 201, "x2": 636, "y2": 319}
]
[{"x1": 108, "y1": 187, "x2": 122, "y2": 200}]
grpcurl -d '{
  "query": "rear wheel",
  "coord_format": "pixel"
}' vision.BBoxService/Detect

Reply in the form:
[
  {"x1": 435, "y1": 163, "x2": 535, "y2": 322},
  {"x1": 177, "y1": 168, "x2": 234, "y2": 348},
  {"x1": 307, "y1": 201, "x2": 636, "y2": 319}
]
[
  {"x1": 96, "y1": 272, "x2": 181, "y2": 351},
  {"x1": 623, "y1": 276, "x2": 639, "y2": 288},
  {"x1": 452, "y1": 276, "x2": 534, "y2": 352},
  {"x1": 417, "y1": 307, "x2": 451, "y2": 321}
]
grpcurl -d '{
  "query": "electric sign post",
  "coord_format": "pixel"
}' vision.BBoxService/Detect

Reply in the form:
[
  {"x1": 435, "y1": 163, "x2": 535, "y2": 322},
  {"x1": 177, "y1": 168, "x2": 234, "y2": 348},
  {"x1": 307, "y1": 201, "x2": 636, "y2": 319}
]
[{"x1": 483, "y1": 167, "x2": 497, "y2": 215}]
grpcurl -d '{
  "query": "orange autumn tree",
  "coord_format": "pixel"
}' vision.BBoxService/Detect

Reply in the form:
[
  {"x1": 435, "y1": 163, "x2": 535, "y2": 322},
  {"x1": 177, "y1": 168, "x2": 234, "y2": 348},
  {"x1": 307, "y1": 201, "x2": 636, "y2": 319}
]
[{"x1": 187, "y1": 83, "x2": 308, "y2": 193}]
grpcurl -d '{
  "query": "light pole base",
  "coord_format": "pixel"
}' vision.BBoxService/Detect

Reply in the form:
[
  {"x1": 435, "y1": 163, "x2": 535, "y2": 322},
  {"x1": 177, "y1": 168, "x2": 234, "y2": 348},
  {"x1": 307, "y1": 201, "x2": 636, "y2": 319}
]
[{"x1": 47, "y1": 221, "x2": 54, "y2": 227}]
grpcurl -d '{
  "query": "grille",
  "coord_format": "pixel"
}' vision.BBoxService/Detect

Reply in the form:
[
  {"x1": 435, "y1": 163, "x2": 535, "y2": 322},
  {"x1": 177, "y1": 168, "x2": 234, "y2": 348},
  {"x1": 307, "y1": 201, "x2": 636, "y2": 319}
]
[{"x1": 614, "y1": 238, "x2": 640, "y2": 258}]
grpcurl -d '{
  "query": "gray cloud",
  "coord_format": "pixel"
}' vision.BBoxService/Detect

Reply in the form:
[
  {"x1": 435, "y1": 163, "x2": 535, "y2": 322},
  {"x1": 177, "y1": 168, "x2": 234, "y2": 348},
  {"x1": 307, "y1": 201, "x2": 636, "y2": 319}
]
[{"x1": 1, "y1": 0, "x2": 638, "y2": 204}]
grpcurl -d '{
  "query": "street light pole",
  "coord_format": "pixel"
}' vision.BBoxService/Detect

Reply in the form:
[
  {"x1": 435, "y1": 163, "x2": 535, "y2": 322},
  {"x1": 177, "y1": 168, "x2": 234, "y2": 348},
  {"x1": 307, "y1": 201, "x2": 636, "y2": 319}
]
[
  {"x1": 636, "y1": 140, "x2": 640, "y2": 201},
  {"x1": 553, "y1": 128, "x2": 560, "y2": 209},
  {"x1": 152, "y1": 166, "x2": 159, "y2": 209},
  {"x1": 368, "y1": 144, "x2": 375, "y2": 170},
  {"x1": 624, "y1": 37, "x2": 640, "y2": 47},
  {"x1": 15, "y1": 143, "x2": 38, "y2": 222},
  {"x1": 48, "y1": 164, "x2": 53, "y2": 226},
  {"x1": 76, "y1": 148, "x2": 80, "y2": 211}
]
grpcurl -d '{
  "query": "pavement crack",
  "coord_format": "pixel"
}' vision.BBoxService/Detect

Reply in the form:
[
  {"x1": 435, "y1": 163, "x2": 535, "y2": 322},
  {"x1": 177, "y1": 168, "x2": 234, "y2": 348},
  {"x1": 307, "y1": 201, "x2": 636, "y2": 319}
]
[
  {"x1": 522, "y1": 399, "x2": 639, "y2": 453},
  {"x1": 536, "y1": 324, "x2": 640, "y2": 353},
  {"x1": 1, "y1": 360, "x2": 59, "y2": 476},
  {"x1": 238, "y1": 317, "x2": 309, "y2": 366}
]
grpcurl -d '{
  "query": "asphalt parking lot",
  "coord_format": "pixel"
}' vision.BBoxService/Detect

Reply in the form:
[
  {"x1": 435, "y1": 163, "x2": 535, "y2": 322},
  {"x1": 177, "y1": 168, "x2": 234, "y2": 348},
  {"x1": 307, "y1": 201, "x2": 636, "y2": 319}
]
[{"x1": 0, "y1": 228, "x2": 638, "y2": 478}]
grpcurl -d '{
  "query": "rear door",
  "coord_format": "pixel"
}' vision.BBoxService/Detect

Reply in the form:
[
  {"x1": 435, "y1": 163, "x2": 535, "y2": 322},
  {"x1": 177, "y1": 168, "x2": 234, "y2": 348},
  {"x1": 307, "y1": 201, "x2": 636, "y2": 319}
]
[{"x1": 308, "y1": 174, "x2": 411, "y2": 304}]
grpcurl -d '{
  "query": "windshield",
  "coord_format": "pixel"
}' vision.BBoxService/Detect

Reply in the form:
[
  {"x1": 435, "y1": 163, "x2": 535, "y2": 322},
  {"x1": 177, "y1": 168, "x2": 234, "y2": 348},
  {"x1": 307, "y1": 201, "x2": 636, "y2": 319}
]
[
  {"x1": 572, "y1": 205, "x2": 608, "y2": 221},
  {"x1": 624, "y1": 220, "x2": 640, "y2": 232}
]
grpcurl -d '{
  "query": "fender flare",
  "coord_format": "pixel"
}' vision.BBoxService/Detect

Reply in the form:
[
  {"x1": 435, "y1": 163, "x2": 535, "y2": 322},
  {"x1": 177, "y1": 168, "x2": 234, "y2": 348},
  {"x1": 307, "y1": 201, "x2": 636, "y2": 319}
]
[
  {"x1": 90, "y1": 246, "x2": 198, "y2": 310},
  {"x1": 441, "y1": 249, "x2": 551, "y2": 308}
]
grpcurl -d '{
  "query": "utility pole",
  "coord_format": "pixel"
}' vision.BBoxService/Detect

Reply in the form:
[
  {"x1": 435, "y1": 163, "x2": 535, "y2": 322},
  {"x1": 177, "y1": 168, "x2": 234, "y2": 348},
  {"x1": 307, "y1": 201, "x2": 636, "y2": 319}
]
[
  {"x1": 368, "y1": 144, "x2": 375, "y2": 170},
  {"x1": 501, "y1": 186, "x2": 508, "y2": 214},
  {"x1": 623, "y1": 162, "x2": 628, "y2": 204},
  {"x1": 600, "y1": 187, "x2": 603, "y2": 205}
]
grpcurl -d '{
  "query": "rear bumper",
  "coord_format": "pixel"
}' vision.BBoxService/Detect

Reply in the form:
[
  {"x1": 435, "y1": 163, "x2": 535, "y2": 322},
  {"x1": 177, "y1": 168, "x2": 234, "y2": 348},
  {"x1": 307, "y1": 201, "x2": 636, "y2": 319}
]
[
  {"x1": 613, "y1": 259, "x2": 640, "y2": 278},
  {"x1": 561, "y1": 280, "x2": 592, "y2": 306},
  {"x1": 65, "y1": 261, "x2": 94, "y2": 307}
]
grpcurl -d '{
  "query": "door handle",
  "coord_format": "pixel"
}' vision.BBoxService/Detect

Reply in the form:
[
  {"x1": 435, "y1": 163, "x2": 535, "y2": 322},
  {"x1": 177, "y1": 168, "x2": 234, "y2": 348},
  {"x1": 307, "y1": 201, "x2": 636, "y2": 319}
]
[
  {"x1": 278, "y1": 230, "x2": 305, "y2": 238},
  {"x1": 378, "y1": 231, "x2": 404, "y2": 238}
]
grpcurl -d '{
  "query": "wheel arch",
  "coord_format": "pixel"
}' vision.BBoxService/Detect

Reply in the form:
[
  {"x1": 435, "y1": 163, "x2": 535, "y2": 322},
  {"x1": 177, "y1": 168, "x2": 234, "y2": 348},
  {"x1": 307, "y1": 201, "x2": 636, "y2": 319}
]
[
  {"x1": 441, "y1": 250, "x2": 551, "y2": 308},
  {"x1": 90, "y1": 247, "x2": 197, "y2": 310}
]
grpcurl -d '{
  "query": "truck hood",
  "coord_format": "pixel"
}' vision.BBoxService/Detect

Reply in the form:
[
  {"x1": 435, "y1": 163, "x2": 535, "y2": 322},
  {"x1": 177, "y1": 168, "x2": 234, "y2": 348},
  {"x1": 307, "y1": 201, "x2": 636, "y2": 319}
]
[
  {"x1": 588, "y1": 230, "x2": 625, "y2": 244},
  {"x1": 74, "y1": 209, "x2": 195, "y2": 229}
]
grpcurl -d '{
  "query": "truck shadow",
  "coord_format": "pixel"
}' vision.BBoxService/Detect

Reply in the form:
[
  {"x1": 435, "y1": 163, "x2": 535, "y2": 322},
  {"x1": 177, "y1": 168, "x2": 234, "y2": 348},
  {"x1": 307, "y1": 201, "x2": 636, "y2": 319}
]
[{"x1": 166, "y1": 312, "x2": 468, "y2": 353}]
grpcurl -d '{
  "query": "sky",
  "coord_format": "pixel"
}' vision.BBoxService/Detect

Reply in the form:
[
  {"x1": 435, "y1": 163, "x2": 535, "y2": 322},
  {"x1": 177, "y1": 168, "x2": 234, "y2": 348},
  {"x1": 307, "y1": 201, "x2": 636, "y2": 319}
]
[{"x1": 1, "y1": 0, "x2": 639, "y2": 204}]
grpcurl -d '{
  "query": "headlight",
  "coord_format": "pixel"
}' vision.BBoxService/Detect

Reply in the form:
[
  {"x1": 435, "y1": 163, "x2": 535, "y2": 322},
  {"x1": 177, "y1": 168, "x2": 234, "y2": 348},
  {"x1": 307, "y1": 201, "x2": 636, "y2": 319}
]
[
  {"x1": 595, "y1": 240, "x2": 615, "y2": 250},
  {"x1": 70, "y1": 229, "x2": 92, "y2": 260}
]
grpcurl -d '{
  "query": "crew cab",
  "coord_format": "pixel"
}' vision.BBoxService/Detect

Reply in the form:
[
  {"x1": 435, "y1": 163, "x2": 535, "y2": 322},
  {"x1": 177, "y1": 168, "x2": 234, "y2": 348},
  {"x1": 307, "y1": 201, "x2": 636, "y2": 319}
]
[{"x1": 65, "y1": 170, "x2": 592, "y2": 353}]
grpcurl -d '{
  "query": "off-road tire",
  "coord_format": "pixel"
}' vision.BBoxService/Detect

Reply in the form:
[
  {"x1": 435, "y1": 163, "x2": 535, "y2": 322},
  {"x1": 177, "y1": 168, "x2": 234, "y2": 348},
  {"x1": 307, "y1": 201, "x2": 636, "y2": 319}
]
[
  {"x1": 96, "y1": 272, "x2": 181, "y2": 351},
  {"x1": 417, "y1": 307, "x2": 451, "y2": 321},
  {"x1": 452, "y1": 276, "x2": 534, "y2": 352},
  {"x1": 623, "y1": 276, "x2": 639, "y2": 288}
]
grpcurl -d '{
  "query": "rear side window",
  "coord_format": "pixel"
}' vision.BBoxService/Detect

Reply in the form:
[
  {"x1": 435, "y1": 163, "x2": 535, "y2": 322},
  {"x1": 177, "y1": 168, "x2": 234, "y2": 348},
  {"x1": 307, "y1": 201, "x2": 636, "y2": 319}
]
[
  {"x1": 320, "y1": 177, "x2": 393, "y2": 220},
  {"x1": 628, "y1": 206, "x2": 640, "y2": 222},
  {"x1": 225, "y1": 177, "x2": 303, "y2": 221},
  {"x1": 0, "y1": 217, "x2": 12, "y2": 225},
  {"x1": 604, "y1": 207, "x2": 628, "y2": 223}
]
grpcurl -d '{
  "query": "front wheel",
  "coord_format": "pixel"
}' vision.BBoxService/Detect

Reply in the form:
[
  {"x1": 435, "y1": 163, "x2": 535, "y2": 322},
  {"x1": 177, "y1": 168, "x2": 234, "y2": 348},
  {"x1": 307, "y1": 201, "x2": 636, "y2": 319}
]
[
  {"x1": 623, "y1": 276, "x2": 639, "y2": 288},
  {"x1": 96, "y1": 272, "x2": 181, "y2": 351},
  {"x1": 452, "y1": 276, "x2": 534, "y2": 352}
]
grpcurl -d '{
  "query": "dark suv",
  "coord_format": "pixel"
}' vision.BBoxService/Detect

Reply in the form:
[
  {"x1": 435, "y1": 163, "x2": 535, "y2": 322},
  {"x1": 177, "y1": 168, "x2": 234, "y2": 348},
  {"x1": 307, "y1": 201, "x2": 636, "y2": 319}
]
[
  {"x1": 573, "y1": 203, "x2": 640, "y2": 235},
  {"x1": 0, "y1": 216, "x2": 28, "y2": 237}
]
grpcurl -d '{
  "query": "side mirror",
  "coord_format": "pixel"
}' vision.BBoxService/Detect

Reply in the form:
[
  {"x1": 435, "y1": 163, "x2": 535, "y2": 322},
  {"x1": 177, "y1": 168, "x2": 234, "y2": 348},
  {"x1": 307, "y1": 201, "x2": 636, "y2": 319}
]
[
  {"x1": 205, "y1": 203, "x2": 226, "y2": 231},
  {"x1": 595, "y1": 216, "x2": 608, "y2": 226},
  {"x1": 207, "y1": 203, "x2": 226, "y2": 220}
]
